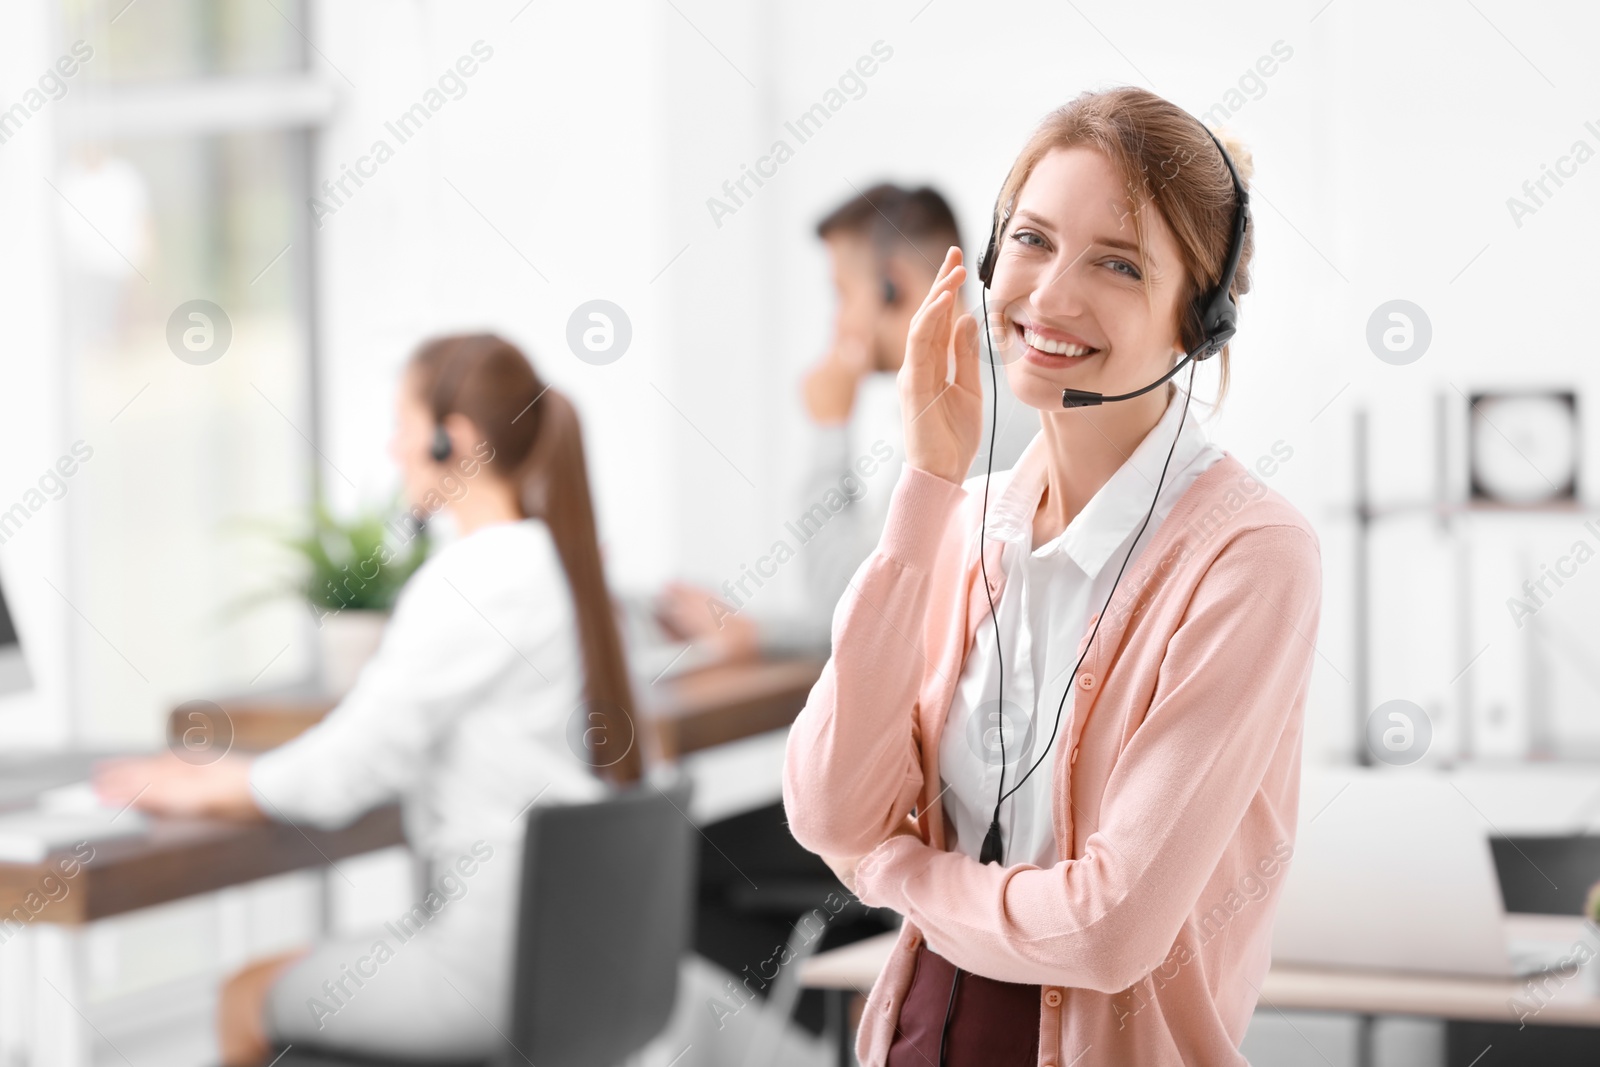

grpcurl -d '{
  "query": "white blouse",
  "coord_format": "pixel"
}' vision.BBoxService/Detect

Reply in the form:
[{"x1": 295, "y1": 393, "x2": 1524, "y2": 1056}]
[
  {"x1": 250, "y1": 517, "x2": 608, "y2": 871},
  {"x1": 936, "y1": 386, "x2": 1225, "y2": 868},
  {"x1": 248, "y1": 517, "x2": 612, "y2": 1023}
]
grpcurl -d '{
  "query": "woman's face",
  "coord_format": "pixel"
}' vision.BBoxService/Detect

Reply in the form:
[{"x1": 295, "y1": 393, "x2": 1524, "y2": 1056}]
[{"x1": 985, "y1": 146, "x2": 1190, "y2": 412}]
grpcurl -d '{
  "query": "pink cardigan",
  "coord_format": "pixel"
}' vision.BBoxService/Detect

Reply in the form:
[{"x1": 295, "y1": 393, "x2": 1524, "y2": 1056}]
[{"x1": 782, "y1": 451, "x2": 1321, "y2": 1066}]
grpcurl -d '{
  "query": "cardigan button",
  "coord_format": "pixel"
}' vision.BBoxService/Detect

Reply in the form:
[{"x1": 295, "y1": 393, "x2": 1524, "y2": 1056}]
[
  {"x1": 1044, "y1": 988, "x2": 1063, "y2": 1007},
  {"x1": 1077, "y1": 672, "x2": 1096, "y2": 691},
  {"x1": 1070, "y1": 745, "x2": 1080, "y2": 766}
]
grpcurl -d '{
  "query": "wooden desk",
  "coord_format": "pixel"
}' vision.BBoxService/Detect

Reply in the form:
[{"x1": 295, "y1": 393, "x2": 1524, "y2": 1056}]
[
  {"x1": 172, "y1": 657, "x2": 827, "y2": 761},
  {"x1": 0, "y1": 656, "x2": 826, "y2": 926},
  {"x1": 0, "y1": 753, "x2": 403, "y2": 925},
  {"x1": 644, "y1": 657, "x2": 825, "y2": 759},
  {"x1": 0, "y1": 754, "x2": 405, "y2": 1067}
]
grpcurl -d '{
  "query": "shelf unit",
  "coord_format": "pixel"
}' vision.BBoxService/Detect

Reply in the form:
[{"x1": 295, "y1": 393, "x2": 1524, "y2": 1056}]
[{"x1": 1350, "y1": 395, "x2": 1595, "y2": 766}]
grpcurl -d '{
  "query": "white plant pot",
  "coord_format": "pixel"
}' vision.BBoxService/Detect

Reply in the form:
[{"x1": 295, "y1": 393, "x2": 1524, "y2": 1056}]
[{"x1": 317, "y1": 608, "x2": 389, "y2": 696}]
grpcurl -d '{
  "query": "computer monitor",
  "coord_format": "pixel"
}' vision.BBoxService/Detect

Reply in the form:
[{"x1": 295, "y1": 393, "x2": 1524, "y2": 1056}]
[{"x1": 0, "y1": 575, "x2": 32, "y2": 697}]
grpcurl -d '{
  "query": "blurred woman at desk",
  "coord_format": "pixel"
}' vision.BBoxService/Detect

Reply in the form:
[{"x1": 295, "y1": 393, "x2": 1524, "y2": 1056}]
[{"x1": 95, "y1": 334, "x2": 641, "y2": 1065}]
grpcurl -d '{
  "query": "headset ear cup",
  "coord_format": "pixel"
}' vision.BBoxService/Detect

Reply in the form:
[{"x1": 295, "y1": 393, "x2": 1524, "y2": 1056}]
[
  {"x1": 430, "y1": 424, "x2": 452, "y2": 462},
  {"x1": 978, "y1": 201, "x2": 1007, "y2": 290},
  {"x1": 1195, "y1": 288, "x2": 1239, "y2": 359}
]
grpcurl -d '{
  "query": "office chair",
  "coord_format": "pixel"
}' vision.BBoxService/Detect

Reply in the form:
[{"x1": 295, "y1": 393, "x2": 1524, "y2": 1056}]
[{"x1": 268, "y1": 771, "x2": 697, "y2": 1067}]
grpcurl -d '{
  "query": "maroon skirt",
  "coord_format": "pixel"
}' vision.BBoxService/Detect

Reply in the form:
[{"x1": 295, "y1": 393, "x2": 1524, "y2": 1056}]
[{"x1": 886, "y1": 941, "x2": 1041, "y2": 1067}]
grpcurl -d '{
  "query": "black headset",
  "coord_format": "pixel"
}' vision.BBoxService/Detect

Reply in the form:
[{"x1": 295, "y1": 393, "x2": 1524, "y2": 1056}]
[
  {"x1": 930, "y1": 118, "x2": 1250, "y2": 1065},
  {"x1": 430, "y1": 424, "x2": 453, "y2": 463},
  {"x1": 429, "y1": 355, "x2": 479, "y2": 463}
]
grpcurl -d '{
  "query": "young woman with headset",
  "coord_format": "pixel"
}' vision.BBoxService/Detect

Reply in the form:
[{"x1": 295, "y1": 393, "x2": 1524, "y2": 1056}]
[
  {"x1": 95, "y1": 334, "x2": 640, "y2": 1065},
  {"x1": 783, "y1": 87, "x2": 1322, "y2": 1065}
]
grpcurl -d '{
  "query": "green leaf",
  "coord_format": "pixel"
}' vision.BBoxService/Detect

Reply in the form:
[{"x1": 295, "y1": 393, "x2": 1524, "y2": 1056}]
[{"x1": 226, "y1": 495, "x2": 432, "y2": 614}]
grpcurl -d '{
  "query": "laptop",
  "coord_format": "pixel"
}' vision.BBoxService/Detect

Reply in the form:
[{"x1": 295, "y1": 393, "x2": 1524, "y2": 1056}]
[{"x1": 1271, "y1": 767, "x2": 1586, "y2": 978}]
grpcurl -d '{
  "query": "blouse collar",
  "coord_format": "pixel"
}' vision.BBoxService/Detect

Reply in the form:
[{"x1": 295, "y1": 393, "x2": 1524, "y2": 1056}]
[{"x1": 980, "y1": 385, "x2": 1214, "y2": 580}]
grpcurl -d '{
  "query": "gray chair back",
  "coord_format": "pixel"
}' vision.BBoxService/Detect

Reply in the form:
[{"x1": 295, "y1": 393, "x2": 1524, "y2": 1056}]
[{"x1": 502, "y1": 771, "x2": 696, "y2": 1067}]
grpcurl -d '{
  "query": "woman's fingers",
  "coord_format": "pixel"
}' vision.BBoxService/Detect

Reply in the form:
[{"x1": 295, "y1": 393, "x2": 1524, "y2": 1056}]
[
  {"x1": 925, "y1": 245, "x2": 960, "y2": 300},
  {"x1": 912, "y1": 247, "x2": 963, "y2": 321},
  {"x1": 909, "y1": 265, "x2": 967, "y2": 352},
  {"x1": 904, "y1": 290, "x2": 954, "y2": 395},
  {"x1": 952, "y1": 312, "x2": 982, "y2": 398}
]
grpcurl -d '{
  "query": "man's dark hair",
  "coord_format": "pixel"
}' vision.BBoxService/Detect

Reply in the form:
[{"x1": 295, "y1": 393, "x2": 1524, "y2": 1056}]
[
  {"x1": 814, "y1": 182, "x2": 906, "y2": 240},
  {"x1": 814, "y1": 183, "x2": 962, "y2": 271}
]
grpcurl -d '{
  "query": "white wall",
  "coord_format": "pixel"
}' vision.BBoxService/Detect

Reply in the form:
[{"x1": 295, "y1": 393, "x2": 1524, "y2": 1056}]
[
  {"x1": 0, "y1": 0, "x2": 1592, "y2": 767},
  {"x1": 0, "y1": 0, "x2": 73, "y2": 747},
  {"x1": 311, "y1": 0, "x2": 678, "y2": 593}
]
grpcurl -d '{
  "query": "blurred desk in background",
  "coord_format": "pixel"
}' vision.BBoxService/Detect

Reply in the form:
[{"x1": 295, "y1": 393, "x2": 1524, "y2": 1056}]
[
  {"x1": 0, "y1": 752, "x2": 402, "y2": 925},
  {"x1": 0, "y1": 753, "x2": 402, "y2": 1067},
  {"x1": 176, "y1": 655, "x2": 827, "y2": 760},
  {"x1": 0, "y1": 656, "x2": 824, "y2": 1067}
]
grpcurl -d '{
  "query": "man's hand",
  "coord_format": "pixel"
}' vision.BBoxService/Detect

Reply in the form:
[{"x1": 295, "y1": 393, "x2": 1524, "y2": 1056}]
[
  {"x1": 802, "y1": 337, "x2": 874, "y2": 426},
  {"x1": 821, "y1": 814, "x2": 923, "y2": 897}
]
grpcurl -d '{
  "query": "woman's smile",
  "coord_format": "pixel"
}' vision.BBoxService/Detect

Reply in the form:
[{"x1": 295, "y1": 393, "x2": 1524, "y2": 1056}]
[{"x1": 1009, "y1": 313, "x2": 1102, "y2": 367}]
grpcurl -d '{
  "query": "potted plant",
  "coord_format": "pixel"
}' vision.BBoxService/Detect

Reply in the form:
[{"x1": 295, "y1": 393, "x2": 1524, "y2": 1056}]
[{"x1": 232, "y1": 499, "x2": 431, "y2": 695}]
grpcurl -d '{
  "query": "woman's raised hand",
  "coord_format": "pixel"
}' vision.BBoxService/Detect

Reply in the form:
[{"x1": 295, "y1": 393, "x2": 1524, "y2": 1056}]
[{"x1": 899, "y1": 246, "x2": 984, "y2": 486}]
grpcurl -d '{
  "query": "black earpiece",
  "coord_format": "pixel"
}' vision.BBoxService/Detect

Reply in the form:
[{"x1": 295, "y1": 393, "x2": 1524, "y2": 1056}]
[
  {"x1": 430, "y1": 424, "x2": 452, "y2": 463},
  {"x1": 975, "y1": 204, "x2": 1008, "y2": 291}
]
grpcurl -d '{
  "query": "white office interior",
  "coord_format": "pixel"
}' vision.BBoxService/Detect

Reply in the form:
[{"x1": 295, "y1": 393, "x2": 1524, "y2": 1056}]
[{"x1": 3, "y1": 1, "x2": 1600, "y2": 1065}]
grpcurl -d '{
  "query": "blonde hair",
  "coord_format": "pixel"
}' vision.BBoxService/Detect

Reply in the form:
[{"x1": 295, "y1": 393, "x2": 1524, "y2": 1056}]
[{"x1": 989, "y1": 87, "x2": 1255, "y2": 411}]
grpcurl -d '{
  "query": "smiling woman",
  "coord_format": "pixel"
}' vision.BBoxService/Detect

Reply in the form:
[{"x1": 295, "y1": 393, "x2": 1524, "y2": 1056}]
[{"x1": 783, "y1": 87, "x2": 1319, "y2": 1067}]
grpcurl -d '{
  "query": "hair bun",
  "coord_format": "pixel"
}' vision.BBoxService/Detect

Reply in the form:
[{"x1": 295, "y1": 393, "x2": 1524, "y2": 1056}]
[{"x1": 1209, "y1": 124, "x2": 1255, "y2": 186}]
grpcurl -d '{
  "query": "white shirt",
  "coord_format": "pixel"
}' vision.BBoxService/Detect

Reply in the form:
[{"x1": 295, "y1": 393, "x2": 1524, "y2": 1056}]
[
  {"x1": 250, "y1": 518, "x2": 608, "y2": 978},
  {"x1": 936, "y1": 385, "x2": 1225, "y2": 868}
]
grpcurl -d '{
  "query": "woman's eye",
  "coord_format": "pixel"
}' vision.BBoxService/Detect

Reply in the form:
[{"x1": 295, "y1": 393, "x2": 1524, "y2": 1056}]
[
  {"x1": 1009, "y1": 230, "x2": 1045, "y2": 249},
  {"x1": 1106, "y1": 258, "x2": 1142, "y2": 280}
]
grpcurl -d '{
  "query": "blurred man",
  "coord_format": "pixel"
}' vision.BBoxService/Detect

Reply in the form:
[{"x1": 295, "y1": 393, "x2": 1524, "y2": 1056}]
[{"x1": 658, "y1": 183, "x2": 1038, "y2": 662}]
